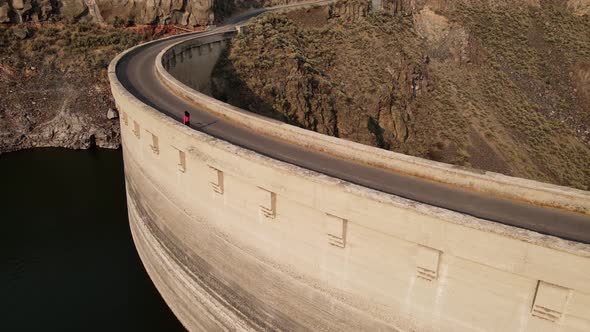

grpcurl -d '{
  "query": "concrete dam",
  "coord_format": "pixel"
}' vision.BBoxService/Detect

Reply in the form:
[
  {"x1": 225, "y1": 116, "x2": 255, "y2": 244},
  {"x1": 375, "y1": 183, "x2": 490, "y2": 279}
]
[{"x1": 109, "y1": 3, "x2": 590, "y2": 331}]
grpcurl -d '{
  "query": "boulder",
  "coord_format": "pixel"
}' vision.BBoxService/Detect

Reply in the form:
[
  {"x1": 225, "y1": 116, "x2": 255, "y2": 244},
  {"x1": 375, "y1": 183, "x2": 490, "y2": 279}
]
[
  {"x1": 12, "y1": 0, "x2": 25, "y2": 10},
  {"x1": 0, "y1": 1, "x2": 10, "y2": 23},
  {"x1": 106, "y1": 108, "x2": 118, "y2": 119},
  {"x1": 60, "y1": 0, "x2": 88, "y2": 21},
  {"x1": 12, "y1": 26, "x2": 30, "y2": 39}
]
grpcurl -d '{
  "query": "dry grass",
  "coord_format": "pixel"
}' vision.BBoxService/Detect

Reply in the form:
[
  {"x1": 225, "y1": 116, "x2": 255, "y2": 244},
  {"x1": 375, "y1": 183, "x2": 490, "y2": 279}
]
[
  {"x1": 213, "y1": 2, "x2": 590, "y2": 189},
  {"x1": 0, "y1": 23, "x2": 142, "y2": 80}
]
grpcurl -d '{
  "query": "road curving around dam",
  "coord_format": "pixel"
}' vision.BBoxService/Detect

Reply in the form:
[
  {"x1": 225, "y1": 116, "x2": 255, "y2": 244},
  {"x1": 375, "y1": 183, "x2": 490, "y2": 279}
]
[
  {"x1": 109, "y1": 2, "x2": 590, "y2": 331},
  {"x1": 117, "y1": 7, "x2": 590, "y2": 244}
]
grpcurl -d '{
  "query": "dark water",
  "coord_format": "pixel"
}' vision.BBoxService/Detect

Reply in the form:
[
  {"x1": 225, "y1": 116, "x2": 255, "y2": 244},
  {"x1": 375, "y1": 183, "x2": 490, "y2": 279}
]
[{"x1": 0, "y1": 148, "x2": 184, "y2": 331}]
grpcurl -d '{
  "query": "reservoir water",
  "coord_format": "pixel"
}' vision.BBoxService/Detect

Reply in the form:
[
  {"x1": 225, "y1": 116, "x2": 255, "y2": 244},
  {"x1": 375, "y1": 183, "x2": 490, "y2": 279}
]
[{"x1": 0, "y1": 148, "x2": 184, "y2": 331}]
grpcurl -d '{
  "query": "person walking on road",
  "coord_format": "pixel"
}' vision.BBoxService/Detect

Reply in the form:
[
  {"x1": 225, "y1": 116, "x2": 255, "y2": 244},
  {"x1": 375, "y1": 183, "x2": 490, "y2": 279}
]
[{"x1": 183, "y1": 111, "x2": 190, "y2": 126}]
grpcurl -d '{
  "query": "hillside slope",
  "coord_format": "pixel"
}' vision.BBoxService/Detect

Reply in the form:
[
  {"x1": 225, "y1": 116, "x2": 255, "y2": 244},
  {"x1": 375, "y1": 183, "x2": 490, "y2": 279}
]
[
  {"x1": 212, "y1": 0, "x2": 590, "y2": 189},
  {"x1": 0, "y1": 23, "x2": 186, "y2": 153}
]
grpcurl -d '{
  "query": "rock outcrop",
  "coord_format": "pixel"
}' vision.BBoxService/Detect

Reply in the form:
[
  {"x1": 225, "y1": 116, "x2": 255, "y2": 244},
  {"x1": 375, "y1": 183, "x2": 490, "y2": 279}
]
[
  {"x1": 0, "y1": 24, "x2": 148, "y2": 153},
  {"x1": 382, "y1": 0, "x2": 426, "y2": 15},
  {"x1": 0, "y1": 0, "x2": 216, "y2": 25},
  {"x1": 0, "y1": 0, "x2": 586, "y2": 26},
  {"x1": 0, "y1": 0, "x2": 311, "y2": 25},
  {"x1": 0, "y1": 75, "x2": 122, "y2": 153},
  {"x1": 329, "y1": 0, "x2": 371, "y2": 20}
]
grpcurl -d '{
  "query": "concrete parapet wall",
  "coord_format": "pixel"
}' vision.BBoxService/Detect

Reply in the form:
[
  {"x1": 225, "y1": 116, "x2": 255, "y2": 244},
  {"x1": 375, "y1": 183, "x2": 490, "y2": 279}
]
[
  {"x1": 161, "y1": 33, "x2": 233, "y2": 95},
  {"x1": 109, "y1": 29, "x2": 590, "y2": 331},
  {"x1": 156, "y1": 33, "x2": 590, "y2": 216}
]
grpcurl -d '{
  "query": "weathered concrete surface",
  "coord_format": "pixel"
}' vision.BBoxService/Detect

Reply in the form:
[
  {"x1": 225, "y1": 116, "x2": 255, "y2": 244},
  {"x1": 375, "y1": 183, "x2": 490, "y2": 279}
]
[
  {"x1": 114, "y1": 85, "x2": 590, "y2": 330},
  {"x1": 109, "y1": 5, "x2": 590, "y2": 330}
]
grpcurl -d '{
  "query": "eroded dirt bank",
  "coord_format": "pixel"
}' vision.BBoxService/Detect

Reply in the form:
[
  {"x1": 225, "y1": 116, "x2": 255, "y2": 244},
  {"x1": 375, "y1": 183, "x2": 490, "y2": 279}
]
[{"x1": 0, "y1": 23, "x2": 200, "y2": 153}]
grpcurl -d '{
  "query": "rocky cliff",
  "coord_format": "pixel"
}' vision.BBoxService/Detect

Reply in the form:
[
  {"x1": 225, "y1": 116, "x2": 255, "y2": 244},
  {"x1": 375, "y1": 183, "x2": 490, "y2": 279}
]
[
  {"x1": 0, "y1": 0, "x2": 309, "y2": 154},
  {"x1": 0, "y1": 0, "x2": 309, "y2": 25},
  {"x1": 0, "y1": 0, "x2": 215, "y2": 25}
]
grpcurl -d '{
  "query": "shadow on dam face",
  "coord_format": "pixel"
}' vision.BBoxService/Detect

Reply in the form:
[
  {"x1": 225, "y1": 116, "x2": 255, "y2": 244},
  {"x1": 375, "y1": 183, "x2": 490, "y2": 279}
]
[{"x1": 163, "y1": 37, "x2": 230, "y2": 96}]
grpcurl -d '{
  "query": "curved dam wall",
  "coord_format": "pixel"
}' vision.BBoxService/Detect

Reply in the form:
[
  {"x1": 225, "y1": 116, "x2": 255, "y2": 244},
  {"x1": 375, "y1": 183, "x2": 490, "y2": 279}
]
[
  {"x1": 162, "y1": 33, "x2": 233, "y2": 96},
  {"x1": 111, "y1": 31, "x2": 590, "y2": 331},
  {"x1": 158, "y1": 34, "x2": 590, "y2": 217}
]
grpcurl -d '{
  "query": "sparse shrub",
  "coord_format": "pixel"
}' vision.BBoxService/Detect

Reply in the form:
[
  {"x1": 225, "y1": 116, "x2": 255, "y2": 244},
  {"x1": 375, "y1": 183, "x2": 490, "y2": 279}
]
[{"x1": 212, "y1": 3, "x2": 590, "y2": 189}]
